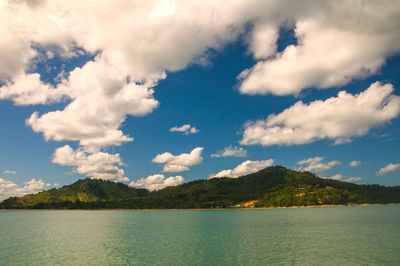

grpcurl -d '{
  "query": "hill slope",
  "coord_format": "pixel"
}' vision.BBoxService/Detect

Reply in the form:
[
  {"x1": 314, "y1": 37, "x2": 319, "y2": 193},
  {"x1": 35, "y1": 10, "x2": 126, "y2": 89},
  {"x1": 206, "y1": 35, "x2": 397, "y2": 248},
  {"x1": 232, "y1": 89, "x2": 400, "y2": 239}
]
[
  {"x1": 0, "y1": 178, "x2": 148, "y2": 209},
  {"x1": 1, "y1": 166, "x2": 400, "y2": 209}
]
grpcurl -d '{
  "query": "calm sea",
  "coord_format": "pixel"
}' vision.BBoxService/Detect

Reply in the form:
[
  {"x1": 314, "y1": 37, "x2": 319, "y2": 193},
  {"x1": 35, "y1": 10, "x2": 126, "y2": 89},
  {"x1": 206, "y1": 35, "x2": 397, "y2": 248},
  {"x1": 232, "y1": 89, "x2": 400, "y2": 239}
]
[{"x1": 1, "y1": 205, "x2": 399, "y2": 265}]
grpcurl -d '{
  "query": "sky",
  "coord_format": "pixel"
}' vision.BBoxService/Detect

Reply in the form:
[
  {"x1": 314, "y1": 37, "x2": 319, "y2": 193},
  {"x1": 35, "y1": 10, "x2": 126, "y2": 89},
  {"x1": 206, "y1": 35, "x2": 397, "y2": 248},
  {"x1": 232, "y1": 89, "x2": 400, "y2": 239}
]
[{"x1": 1, "y1": 0, "x2": 400, "y2": 200}]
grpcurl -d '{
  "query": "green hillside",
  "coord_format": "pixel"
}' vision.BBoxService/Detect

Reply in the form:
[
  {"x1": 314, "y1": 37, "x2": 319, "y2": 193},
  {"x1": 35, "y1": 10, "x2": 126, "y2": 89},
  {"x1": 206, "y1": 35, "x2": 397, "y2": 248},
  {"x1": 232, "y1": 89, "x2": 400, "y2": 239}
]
[
  {"x1": 1, "y1": 166, "x2": 400, "y2": 209},
  {"x1": 0, "y1": 178, "x2": 148, "y2": 209}
]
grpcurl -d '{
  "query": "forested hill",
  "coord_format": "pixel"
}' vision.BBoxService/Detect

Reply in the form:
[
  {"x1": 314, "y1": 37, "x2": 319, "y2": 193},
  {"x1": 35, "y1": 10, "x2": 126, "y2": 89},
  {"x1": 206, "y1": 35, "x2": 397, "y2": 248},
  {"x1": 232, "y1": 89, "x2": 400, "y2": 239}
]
[{"x1": 1, "y1": 166, "x2": 400, "y2": 209}]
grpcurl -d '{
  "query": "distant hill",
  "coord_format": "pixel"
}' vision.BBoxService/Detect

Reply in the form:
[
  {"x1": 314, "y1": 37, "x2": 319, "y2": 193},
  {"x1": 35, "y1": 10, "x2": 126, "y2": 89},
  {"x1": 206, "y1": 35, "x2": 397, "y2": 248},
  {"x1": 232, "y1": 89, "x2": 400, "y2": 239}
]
[
  {"x1": 1, "y1": 166, "x2": 400, "y2": 209},
  {"x1": 0, "y1": 179, "x2": 148, "y2": 209}
]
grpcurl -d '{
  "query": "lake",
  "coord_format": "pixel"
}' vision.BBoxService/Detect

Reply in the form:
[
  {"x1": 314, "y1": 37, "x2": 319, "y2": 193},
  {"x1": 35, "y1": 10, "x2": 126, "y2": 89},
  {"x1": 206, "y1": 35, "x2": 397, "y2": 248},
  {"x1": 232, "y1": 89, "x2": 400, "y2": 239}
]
[{"x1": 1, "y1": 205, "x2": 399, "y2": 265}]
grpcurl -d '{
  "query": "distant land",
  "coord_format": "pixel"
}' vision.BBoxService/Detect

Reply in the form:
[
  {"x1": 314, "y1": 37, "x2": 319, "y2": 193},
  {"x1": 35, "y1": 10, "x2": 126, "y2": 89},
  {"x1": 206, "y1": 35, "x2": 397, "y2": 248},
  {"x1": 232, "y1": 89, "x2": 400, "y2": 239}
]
[{"x1": 1, "y1": 166, "x2": 400, "y2": 209}]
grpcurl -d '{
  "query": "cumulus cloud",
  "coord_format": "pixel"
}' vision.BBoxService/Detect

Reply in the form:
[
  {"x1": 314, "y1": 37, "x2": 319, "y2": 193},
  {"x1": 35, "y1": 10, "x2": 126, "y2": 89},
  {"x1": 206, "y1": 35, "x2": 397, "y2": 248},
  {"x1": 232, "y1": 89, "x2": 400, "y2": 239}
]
[
  {"x1": 326, "y1": 174, "x2": 343, "y2": 180},
  {"x1": 376, "y1": 163, "x2": 400, "y2": 176},
  {"x1": 2, "y1": 1, "x2": 400, "y2": 89},
  {"x1": 170, "y1": 124, "x2": 199, "y2": 135},
  {"x1": 239, "y1": 2, "x2": 400, "y2": 96},
  {"x1": 1, "y1": 1, "x2": 400, "y2": 105},
  {"x1": 0, "y1": 178, "x2": 46, "y2": 201},
  {"x1": 344, "y1": 177, "x2": 362, "y2": 182},
  {"x1": 27, "y1": 57, "x2": 159, "y2": 148},
  {"x1": 241, "y1": 82, "x2": 400, "y2": 147},
  {"x1": 211, "y1": 146, "x2": 247, "y2": 158},
  {"x1": 0, "y1": 13, "x2": 35, "y2": 82},
  {"x1": 24, "y1": 57, "x2": 159, "y2": 178},
  {"x1": 349, "y1": 161, "x2": 361, "y2": 167},
  {"x1": 209, "y1": 159, "x2": 274, "y2": 179},
  {"x1": 0, "y1": 0, "x2": 253, "y2": 84},
  {"x1": 297, "y1": 157, "x2": 341, "y2": 173},
  {"x1": 248, "y1": 23, "x2": 278, "y2": 60},
  {"x1": 3, "y1": 170, "x2": 16, "y2": 175},
  {"x1": 52, "y1": 145, "x2": 129, "y2": 182},
  {"x1": 0, "y1": 73, "x2": 69, "y2": 105},
  {"x1": 129, "y1": 174, "x2": 184, "y2": 191},
  {"x1": 324, "y1": 174, "x2": 361, "y2": 183},
  {"x1": 152, "y1": 147, "x2": 203, "y2": 172}
]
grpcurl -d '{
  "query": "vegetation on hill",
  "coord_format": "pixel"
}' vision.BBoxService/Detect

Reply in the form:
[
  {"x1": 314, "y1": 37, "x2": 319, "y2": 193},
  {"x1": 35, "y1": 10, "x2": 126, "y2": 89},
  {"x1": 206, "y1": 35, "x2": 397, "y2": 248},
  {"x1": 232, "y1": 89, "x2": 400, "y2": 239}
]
[
  {"x1": 0, "y1": 179, "x2": 148, "y2": 209},
  {"x1": 1, "y1": 166, "x2": 400, "y2": 209}
]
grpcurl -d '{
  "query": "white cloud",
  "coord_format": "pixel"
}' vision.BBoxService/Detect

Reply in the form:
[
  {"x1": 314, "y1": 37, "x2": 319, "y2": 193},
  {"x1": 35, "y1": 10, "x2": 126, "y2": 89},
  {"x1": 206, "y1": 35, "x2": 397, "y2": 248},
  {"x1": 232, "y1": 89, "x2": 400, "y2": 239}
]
[
  {"x1": 52, "y1": 145, "x2": 129, "y2": 182},
  {"x1": 248, "y1": 23, "x2": 278, "y2": 60},
  {"x1": 349, "y1": 161, "x2": 361, "y2": 167},
  {"x1": 0, "y1": 12, "x2": 35, "y2": 82},
  {"x1": 23, "y1": 57, "x2": 159, "y2": 178},
  {"x1": 26, "y1": 57, "x2": 159, "y2": 148},
  {"x1": 209, "y1": 159, "x2": 274, "y2": 179},
  {"x1": 189, "y1": 127, "x2": 199, "y2": 134},
  {"x1": 239, "y1": 3, "x2": 400, "y2": 96},
  {"x1": 0, "y1": 178, "x2": 46, "y2": 201},
  {"x1": 376, "y1": 163, "x2": 400, "y2": 176},
  {"x1": 152, "y1": 147, "x2": 203, "y2": 173},
  {"x1": 2, "y1": 1, "x2": 400, "y2": 90},
  {"x1": 0, "y1": 73, "x2": 69, "y2": 105},
  {"x1": 2, "y1": 1, "x2": 398, "y2": 107},
  {"x1": 211, "y1": 145, "x2": 247, "y2": 158},
  {"x1": 241, "y1": 82, "x2": 400, "y2": 147},
  {"x1": 0, "y1": 0, "x2": 253, "y2": 84},
  {"x1": 3, "y1": 170, "x2": 16, "y2": 175},
  {"x1": 1, "y1": 1, "x2": 400, "y2": 108},
  {"x1": 297, "y1": 157, "x2": 341, "y2": 173},
  {"x1": 129, "y1": 174, "x2": 184, "y2": 191},
  {"x1": 344, "y1": 177, "x2": 362, "y2": 182},
  {"x1": 324, "y1": 174, "x2": 361, "y2": 183},
  {"x1": 326, "y1": 174, "x2": 343, "y2": 180},
  {"x1": 170, "y1": 124, "x2": 199, "y2": 135}
]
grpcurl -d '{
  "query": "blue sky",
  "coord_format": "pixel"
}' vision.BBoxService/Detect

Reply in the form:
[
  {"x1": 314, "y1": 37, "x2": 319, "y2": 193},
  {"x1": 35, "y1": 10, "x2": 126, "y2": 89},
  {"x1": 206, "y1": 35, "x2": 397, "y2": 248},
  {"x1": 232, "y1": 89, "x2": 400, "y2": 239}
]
[{"x1": 0, "y1": 1, "x2": 400, "y2": 199}]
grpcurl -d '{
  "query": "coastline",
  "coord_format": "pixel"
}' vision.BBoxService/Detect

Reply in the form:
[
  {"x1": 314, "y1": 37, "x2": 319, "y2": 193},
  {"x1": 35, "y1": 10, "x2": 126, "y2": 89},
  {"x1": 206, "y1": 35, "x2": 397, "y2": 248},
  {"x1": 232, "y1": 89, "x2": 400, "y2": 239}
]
[{"x1": 1, "y1": 203, "x2": 399, "y2": 211}]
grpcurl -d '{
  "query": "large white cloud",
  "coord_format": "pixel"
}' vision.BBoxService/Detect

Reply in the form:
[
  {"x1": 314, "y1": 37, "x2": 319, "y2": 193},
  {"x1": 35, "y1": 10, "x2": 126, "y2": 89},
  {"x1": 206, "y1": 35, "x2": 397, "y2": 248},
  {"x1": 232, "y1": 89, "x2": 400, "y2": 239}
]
[
  {"x1": 27, "y1": 57, "x2": 159, "y2": 148},
  {"x1": 297, "y1": 157, "x2": 341, "y2": 173},
  {"x1": 152, "y1": 147, "x2": 203, "y2": 172},
  {"x1": 248, "y1": 23, "x2": 278, "y2": 60},
  {"x1": 129, "y1": 174, "x2": 184, "y2": 191},
  {"x1": 0, "y1": 0, "x2": 255, "y2": 83},
  {"x1": 209, "y1": 159, "x2": 274, "y2": 179},
  {"x1": 0, "y1": 73, "x2": 68, "y2": 105},
  {"x1": 239, "y1": 2, "x2": 400, "y2": 95},
  {"x1": 241, "y1": 82, "x2": 400, "y2": 147},
  {"x1": 3, "y1": 1, "x2": 399, "y2": 98},
  {"x1": 376, "y1": 163, "x2": 400, "y2": 176},
  {"x1": 0, "y1": 178, "x2": 46, "y2": 201},
  {"x1": 52, "y1": 145, "x2": 129, "y2": 182}
]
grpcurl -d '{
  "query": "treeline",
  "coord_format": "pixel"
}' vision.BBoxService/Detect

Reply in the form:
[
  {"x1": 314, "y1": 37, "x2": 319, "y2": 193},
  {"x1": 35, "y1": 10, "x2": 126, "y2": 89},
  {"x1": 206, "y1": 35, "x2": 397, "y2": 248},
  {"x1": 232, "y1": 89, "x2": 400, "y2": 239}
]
[
  {"x1": 1, "y1": 166, "x2": 400, "y2": 209},
  {"x1": 256, "y1": 184, "x2": 400, "y2": 207}
]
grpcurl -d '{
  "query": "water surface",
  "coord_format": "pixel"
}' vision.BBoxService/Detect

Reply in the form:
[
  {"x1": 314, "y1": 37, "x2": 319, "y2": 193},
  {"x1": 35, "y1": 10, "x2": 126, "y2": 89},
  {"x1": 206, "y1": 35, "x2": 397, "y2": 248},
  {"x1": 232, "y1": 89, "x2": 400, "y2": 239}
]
[{"x1": 1, "y1": 205, "x2": 399, "y2": 265}]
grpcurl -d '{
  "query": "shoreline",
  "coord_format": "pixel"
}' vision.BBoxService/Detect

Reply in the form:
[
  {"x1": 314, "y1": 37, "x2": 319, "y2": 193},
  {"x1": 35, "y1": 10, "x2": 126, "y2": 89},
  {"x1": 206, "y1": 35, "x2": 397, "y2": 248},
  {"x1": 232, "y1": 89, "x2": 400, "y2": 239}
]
[{"x1": 1, "y1": 203, "x2": 399, "y2": 211}]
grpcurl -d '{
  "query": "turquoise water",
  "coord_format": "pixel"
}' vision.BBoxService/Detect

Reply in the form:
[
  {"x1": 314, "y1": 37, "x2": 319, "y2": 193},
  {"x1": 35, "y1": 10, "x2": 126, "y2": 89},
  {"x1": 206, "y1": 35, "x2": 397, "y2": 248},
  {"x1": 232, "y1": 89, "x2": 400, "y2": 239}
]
[{"x1": 1, "y1": 206, "x2": 399, "y2": 265}]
